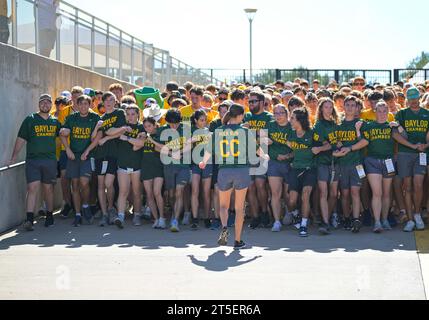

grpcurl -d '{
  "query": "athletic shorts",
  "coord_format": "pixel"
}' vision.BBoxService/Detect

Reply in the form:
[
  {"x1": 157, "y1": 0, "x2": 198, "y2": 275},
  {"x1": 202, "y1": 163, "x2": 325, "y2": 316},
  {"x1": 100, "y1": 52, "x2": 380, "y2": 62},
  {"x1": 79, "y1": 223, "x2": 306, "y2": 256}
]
[
  {"x1": 217, "y1": 167, "x2": 252, "y2": 192},
  {"x1": 317, "y1": 164, "x2": 339, "y2": 183},
  {"x1": 141, "y1": 164, "x2": 164, "y2": 181},
  {"x1": 164, "y1": 165, "x2": 191, "y2": 190},
  {"x1": 26, "y1": 159, "x2": 57, "y2": 184},
  {"x1": 211, "y1": 164, "x2": 219, "y2": 187},
  {"x1": 288, "y1": 167, "x2": 317, "y2": 192},
  {"x1": 94, "y1": 157, "x2": 117, "y2": 176},
  {"x1": 66, "y1": 159, "x2": 92, "y2": 179},
  {"x1": 191, "y1": 164, "x2": 213, "y2": 179},
  {"x1": 364, "y1": 157, "x2": 396, "y2": 178},
  {"x1": 267, "y1": 160, "x2": 290, "y2": 182},
  {"x1": 396, "y1": 152, "x2": 427, "y2": 178},
  {"x1": 338, "y1": 165, "x2": 363, "y2": 189},
  {"x1": 117, "y1": 167, "x2": 141, "y2": 175}
]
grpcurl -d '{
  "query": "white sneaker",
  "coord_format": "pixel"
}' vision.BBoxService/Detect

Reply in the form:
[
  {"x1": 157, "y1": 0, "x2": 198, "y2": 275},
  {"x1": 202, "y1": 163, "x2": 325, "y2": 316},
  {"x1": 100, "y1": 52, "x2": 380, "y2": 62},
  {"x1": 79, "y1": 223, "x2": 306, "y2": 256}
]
[
  {"x1": 132, "y1": 214, "x2": 142, "y2": 226},
  {"x1": 271, "y1": 221, "x2": 282, "y2": 232},
  {"x1": 414, "y1": 214, "x2": 425, "y2": 230},
  {"x1": 141, "y1": 206, "x2": 152, "y2": 220},
  {"x1": 331, "y1": 212, "x2": 340, "y2": 229},
  {"x1": 403, "y1": 220, "x2": 415, "y2": 232},
  {"x1": 282, "y1": 213, "x2": 293, "y2": 226},
  {"x1": 182, "y1": 212, "x2": 191, "y2": 225},
  {"x1": 152, "y1": 219, "x2": 159, "y2": 229},
  {"x1": 158, "y1": 218, "x2": 167, "y2": 229}
]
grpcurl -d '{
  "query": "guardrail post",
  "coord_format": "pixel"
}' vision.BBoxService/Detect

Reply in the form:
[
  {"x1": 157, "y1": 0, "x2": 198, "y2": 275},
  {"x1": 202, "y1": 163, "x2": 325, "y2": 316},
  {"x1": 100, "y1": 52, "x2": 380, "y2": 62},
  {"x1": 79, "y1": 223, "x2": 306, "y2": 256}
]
[{"x1": 393, "y1": 69, "x2": 399, "y2": 83}]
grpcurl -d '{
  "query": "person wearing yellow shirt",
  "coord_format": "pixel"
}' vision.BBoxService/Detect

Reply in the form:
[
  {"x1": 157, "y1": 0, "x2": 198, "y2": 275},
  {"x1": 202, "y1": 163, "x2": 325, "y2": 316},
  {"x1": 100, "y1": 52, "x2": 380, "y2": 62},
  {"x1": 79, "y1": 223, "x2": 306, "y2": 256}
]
[
  {"x1": 213, "y1": 88, "x2": 230, "y2": 111},
  {"x1": 360, "y1": 91, "x2": 395, "y2": 122},
  {"x1": 179, "y1": 86, "x2": 218, "y2": 124},
  {"x1": 230, "y1": 88, "x2": 249, "y2": 113}
]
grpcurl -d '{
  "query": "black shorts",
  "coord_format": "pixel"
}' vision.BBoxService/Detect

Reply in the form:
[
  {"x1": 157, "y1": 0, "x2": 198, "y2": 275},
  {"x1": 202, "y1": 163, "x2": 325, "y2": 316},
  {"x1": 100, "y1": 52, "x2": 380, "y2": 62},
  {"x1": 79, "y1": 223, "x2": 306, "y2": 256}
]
[
  {"x1": 26, "y1": 159, "x2": 57, "y2": 184},
  {"x1": 94, "y1": 157, "x2": 117, "y2": 176},
  {"x1": 288, "y1": 167, "x2": 317, "y2": 192}
]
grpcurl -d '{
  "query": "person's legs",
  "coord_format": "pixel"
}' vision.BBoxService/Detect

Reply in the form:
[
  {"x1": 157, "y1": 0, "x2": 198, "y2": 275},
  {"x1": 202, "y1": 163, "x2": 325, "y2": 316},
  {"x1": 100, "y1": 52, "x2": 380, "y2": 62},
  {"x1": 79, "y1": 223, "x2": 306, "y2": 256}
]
[
  {"x1": 413, "y1": 175, "x2": 425, "y2": 215},
  {"x1": 234, "y1": 188, "x2": 249, "y2": 242},
  {"x1": 143, "y1": 180, "x2": 157, "y2": 219},
  {"x1": 153, "y1": 178, "x2": 165, "y2": 219},
  {"x1": 341, "y1": 189, "x2": 351, "y2": 219},
  {"x1": 382, "y1": 178, "x2": 393, "y2": 221},
  {"x1": 393, "y1": 176, "x2": 406, "y2": 216},
  {"x1": 191, "y1": 174, "x2": 201, "y2": 219},
  {"x1": 368, "y1": 174, "x2": 383, "y2": 223},
  {"x1": 104, "y1": 174, "x2": 116, "y2": 210},
  {"x1": 26, "y1": 181, "x2": 41, "y2": 213},
  {"x1": 318, "y1": 181, "x2": 329, "y2": 224},
  {"x1": 130, "y1": 172, "x2": 142, "y2": 214},
  {"x1": 97, "y1": 175, "x2": 107, "y2": 215},
  {"x1": 301, "y1": 186, "x2": 313, "y2": 220},
  {"x1": 403, "y1": 177, "x2": 413, "y2": 220},
  {"x1": 41, "y1": 183, "x2": 54, "y2": 212},
  {"x1": 246, "y1": 182, "x2": 259, "y2": 219},
  {"x1": 255, "y1": 178, "x2": 268, "y2": 213},
  {"x1": 219, "y1": 189, "x2": 233, "y2": 228},
  {"x1": 60, "y1": 170, "x2": 72, "y2": 207},
  {"x1": 71, "y1": 179, "x2": 81, "y2": 214},
  {"x1": 288, "y1": 191, "x2": 299, "y2": 212},
  {"x1": 79, "y1": 177, "x2": 90, "y2": 206},
  {"x1": 328, "y1": 182, "x2": 339, "y2": 217},
  {"x1": 117, "y1": 172, "x2": 131, "y2": 216},
  {"x1": 202, "y1": 178, "x2": 212, "y2": 220},
  {"x1": 350, "y1": 186, "x2": 361, "y2": 220},
  {"x1": 268, "y1": 177, "x2": 283, "y2": 222},
  {"x1": 174, "y1": 185, "x2": 185, "y2": 220}
]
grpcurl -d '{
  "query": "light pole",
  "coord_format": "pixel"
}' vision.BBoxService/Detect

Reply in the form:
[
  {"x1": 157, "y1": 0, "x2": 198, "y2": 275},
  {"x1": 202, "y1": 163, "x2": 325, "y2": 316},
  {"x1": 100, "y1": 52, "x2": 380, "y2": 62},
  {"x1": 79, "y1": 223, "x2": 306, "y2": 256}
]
[{"x1": 244, "y1": 8, "x2": 257, "y2": 84}]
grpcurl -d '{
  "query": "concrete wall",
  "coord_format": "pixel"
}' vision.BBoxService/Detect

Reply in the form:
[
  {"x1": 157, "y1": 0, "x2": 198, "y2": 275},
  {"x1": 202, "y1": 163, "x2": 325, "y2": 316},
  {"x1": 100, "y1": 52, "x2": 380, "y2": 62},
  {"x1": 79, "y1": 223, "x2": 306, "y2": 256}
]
[{"x1": 0, "y1": 43, "x2": 136, "y2": 233}]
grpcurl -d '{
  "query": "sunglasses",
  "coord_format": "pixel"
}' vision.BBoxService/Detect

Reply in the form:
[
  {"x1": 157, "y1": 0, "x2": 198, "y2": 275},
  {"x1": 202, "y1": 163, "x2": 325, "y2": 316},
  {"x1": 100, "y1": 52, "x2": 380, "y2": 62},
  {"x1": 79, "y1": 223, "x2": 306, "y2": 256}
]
[
  {"x1": 218, "y1": 97, "x2": 227, "y2": 101},
  {"x1": 248, "y1": 99, "x2": 262, "y2": 105}
]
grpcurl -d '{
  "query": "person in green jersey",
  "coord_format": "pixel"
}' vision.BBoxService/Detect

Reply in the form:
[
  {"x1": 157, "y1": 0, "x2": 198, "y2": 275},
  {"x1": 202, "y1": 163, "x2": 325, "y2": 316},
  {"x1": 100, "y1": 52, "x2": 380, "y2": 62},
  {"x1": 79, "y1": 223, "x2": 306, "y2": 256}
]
[
  {"x1": 200, "y1": 104, "x2": 269, "y2": 249},
  {"x1": 333, "y1": 95, "x2": 368, "y2": 233},
  {"x1": 60, "y1": 95, "x2": 100, "y2": 227},
  {"x1": 264, "y1": 104, "x2": 293, "y2": 232},
  {"x1": 138, "y1": 117, "x2": 166, "y2": 229},
  {"x1": 244, "y1": 91, "x2": 274, "y2": 229},
  {"x1": 149, "y1": 109, "x2": 192, "y2": 233},
  {"x1": 285, "y1": 108, "x2": 316, "y2": 237},
  {"x1": 189, "y1": 110, "x2": 213, "y2": 230},
  {"x1": 360, "y1": 101, "x2": 401, "y2": 233},
  {"x1": 91, "y1": 91, "x2": 126, "y2": 226},
  {"x1": 393, "y1": 87, "x2": 429, "y2": 232},
  {"x1": 109, "y1": 104, "x2": 146, "y2": 229},
  {"x1": 313, "y1": 98, "x2": 340, "y2": 235},
  {"x1": 9, "y1": 94, "x2": 61, "y2": 231}
]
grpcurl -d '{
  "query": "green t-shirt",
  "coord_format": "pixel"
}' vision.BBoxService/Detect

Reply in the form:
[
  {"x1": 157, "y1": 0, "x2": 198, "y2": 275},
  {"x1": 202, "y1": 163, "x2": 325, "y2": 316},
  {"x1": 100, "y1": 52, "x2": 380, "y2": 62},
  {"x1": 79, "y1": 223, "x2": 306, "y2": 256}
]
[
  {"x1": 63, "y1": 111, "x2": 100, "y2": 156},
  {"x1": 395, "y1": 107, "x2": 429, "y2": 154},
  {"x1": 313, "y1": 119, "x2": 338, "y2": 166},
  {"x1": 288, "y1": 129, "x2": 314, "y2": 169},
  {"x1": 17, "y1": 113, "x2": 61, "y2": 160},
  {"x1": 212, "y1": 124, "x2": 255, "y2": 168},
  {"x1": 191, "y1": 126, "x2": 212, "y2": 165},
  {"x1": 117, "y1": 123, "x2": 145, "y2": 169},
  {"x1": 362, "y1": 121, "x2": 394, "y2": 159},
  {"x1": 209, "y1": 118, "x2": 223, "y2": 132},
  {"x1": 244, "y1": 111, "x2": 274, "y2": 131},
  {"x1": 141, "y1": 129, "x2": 162, "y2": 170},
  {"x1": 267, "y1": 121, "x2": 292, "y2": 163},
  {"x1": 335, "y1": 118, "x2": 363, "y2": 166},
  {"x1": 156, "y1": 123, "x2": 192, "y2": 168},
  {"x1": 96, "y1": 109, "x2": 127, "y2": 158}
]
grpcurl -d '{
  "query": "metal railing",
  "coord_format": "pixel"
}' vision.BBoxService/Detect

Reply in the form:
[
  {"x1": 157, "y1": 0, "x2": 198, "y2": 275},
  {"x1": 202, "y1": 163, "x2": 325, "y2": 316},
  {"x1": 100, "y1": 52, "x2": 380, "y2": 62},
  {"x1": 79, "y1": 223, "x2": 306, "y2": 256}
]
[
  {"x1": 0, "y1": 161, "x2": 26, "y2": 173},
  {"x1": 394, "y1": 69, "x2": 429, "y2": 83},
  {"x1": 1, "y1": 0, "x2": 221, "y2": 88}
]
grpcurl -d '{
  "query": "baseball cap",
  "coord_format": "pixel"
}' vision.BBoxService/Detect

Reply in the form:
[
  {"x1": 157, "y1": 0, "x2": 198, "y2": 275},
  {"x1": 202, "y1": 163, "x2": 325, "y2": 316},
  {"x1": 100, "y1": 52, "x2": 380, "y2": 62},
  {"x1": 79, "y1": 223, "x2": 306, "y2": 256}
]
[
  {"x1": 280, "y1": 90, "x2": 294, "y2": 99},
  {"x1": 406, "y1": 87, "x2": 420, "y2": 100},
  {"x1": 60, "y1": 90, "x2": 72, "y2": 99},
  {"x1": 39, "y1": 94, "x2": 52, "y2": 103},
  {"x1": 83, "y1": 88, "x2": 96, "y2": 97}
]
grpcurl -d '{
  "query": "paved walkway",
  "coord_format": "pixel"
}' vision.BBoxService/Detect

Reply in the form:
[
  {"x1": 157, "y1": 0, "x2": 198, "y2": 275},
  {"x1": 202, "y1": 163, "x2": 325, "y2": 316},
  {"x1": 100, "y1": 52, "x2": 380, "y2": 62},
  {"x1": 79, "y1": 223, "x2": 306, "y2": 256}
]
[{"x1": 0, "y1": 216, "x2": 427, "y2": 300}]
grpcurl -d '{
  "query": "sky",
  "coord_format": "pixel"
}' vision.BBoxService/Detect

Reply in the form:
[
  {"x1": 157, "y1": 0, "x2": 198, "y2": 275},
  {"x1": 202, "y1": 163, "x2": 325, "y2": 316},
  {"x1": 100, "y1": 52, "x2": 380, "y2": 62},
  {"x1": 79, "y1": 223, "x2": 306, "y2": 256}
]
[{"x1": 66, "y1": 0, "x2": 428, "y2": 71}]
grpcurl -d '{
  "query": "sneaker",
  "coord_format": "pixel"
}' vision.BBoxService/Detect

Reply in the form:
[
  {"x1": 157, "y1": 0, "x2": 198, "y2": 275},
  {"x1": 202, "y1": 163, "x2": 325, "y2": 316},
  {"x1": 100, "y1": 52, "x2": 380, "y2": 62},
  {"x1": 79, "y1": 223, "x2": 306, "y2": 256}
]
[
  {"x1": 82, "y1": 207, "x2": 94, "y2": 225},
  {"x1": 271, "y1": 221, "x2": 282, "y2": 232},
  {"x1": 414, "y1": 214, "x2": 425, "y2": 231},
  {"x1": 261, "y1": 212, "x2": 271, "y2": 228},
  {"x1": 158, "y1": 218, "x2": 167, "y2": 229},
  {"x1": 299, "y1": 226, "x2": 308, "y2": 237},
  {"x1": 381, "y1": 219, "x2": 392, "y2": 231},
  {"x1": 210, "y1": 219, "x2": 221, "y2": 230},
  {"x1": 170, "y1": 219, "x2": 180, "y2": 232},
  {"x1": 248, "y1": 216, "x2": 261, "y2": 229},
  {"x1": 204, "y1": 219, "x2": 211, "y2": 229},
  {"x1": 99, "y1": 215, "x2": 108, "y2": 227},
  {"x1": 133, "y1": 214, "x2": 142, "y2": 226},
  {"x1": 234, "y1": 240, "x2": 246, "y2": 250},
  {"x1": 227, "y1": 210, "x2": 236, "y2": 227},
  {"x1": 362, "y1": 209, "x2": 372, "y2": 227},
  {"x1": 114, "y1": 216, "x2": 124, "y2": 229},
  {"x1": 318, "y1": 222, "x2": 331, "y2": 235},
  {"x1": 373, "y1": 221, "x2": 383, "y2": 233},
  {"x1": 142, "y1": 206, "x2": 152, "y2": 221},
  {"x1": 191, "y1": 218, "x2": 199, "y2": 231},
  {"x1": 182, "y1": 212, "x2": 191, "y2": 226},
  {"x1": 73, "y1": 215, "x2": 82, "y2": 227},
  {"x1": 352, "y1": 219, "x2": 362, "y2": 233},
  {"x1": 398, "y1": 210, "x2": 408, "y2": 224},
  {"x1": 44, "y1": 215, "x2": 54, "y2": 227},
  {"x1": 23, "y1": 220, "x2": 34, "y2": 231},
  {"x1": 343, "y1": 218, "x2": 352, "y2": 231},
  {"x1": 330, "y1": 212, "x2": 340, "y2": 229},
  {"x1": 152, "y1": 219, "x2": 159, "y2": 229},
  {"x1": 403, "y1": 220, "x2": 416, "y2": 232},
  {"x1": 60, "y1": 203, "x2": 72, "y2": 218},
  {"x1": 107, "y1": 208, "x2": 117, "y2": 225},
  {"x1": 218, "y1": 227, "x2": 229, "y2": 246},
  {"x1": 282, "y1": 213, "x2": 293, "y2": 226}
]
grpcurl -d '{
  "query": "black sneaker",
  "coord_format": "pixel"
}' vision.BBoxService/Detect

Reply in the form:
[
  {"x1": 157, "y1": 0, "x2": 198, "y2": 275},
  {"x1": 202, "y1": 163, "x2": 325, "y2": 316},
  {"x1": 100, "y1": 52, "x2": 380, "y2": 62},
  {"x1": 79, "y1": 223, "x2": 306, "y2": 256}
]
[
  {"x1": 248, "y1": 216, "x2": 261, "y2": 229},
  {"x1": 343, "y1": 218, "x2": 352, "y2": 231},
  {"x1": 218, "y1": 227, "x2": 229, "y2": 246},
  {"x1": 318, "y1": 222, "x2": 331, "y2": 235},
  {"x1": 299, "y1": 226, "x2": 308, "y2": 237},
  {"x1": 82, "y1": 207, "x2": 94, "y2": 225},
  {"x1": 23, "y1": 220, "x2": 34, "y2": 231},
  {"x1": 234, "y1": 240, "x2": 246, "y2": 250},
  {"x1": 261, "y1": 212, "x2": 271, "y2": 228},
  {"x1": 73, "y1": 215, "x2": 82, "y2": 227},
  {"x1": 60, "y1": 203, "x2": 72, "y2": 218},
  {"x1": 352, "y1": 218, "x2": 362, "y2": 233},
  {"x1": 204, "y1": 219, "x2": 211, "y2": 229},
  {"x1": 38, "y1": 209, "x2": 46, "y2": 217},
  {"x1": 191, "y1": 218, "x2": 199, "y2": 231},
  {"x1": 44, "y1": 215, "x2": 54, "y2": 228}
]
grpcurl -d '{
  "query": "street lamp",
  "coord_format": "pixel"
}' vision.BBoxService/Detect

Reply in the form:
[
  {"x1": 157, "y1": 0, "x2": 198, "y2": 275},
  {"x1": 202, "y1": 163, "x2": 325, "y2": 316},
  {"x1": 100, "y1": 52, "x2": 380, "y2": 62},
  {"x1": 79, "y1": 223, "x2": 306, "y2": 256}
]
[{"x1": 244, "y1": 8, "x2": 257, "y2": 84}]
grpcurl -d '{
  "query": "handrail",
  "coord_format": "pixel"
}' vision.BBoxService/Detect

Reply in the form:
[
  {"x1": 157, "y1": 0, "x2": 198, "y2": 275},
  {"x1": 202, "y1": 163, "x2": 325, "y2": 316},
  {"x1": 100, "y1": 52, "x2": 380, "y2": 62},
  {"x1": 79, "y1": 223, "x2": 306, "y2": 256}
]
[{"x1": 0, "y1": 161, "x2": 26, "y2": 173}]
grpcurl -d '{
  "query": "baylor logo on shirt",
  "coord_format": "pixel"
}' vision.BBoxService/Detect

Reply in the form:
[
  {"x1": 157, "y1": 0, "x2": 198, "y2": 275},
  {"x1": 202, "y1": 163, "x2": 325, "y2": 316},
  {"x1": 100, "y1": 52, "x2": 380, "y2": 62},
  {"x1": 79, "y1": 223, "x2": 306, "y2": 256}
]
[
  {"x1": 34, "y1": 125, "x2": 57, "y2": 137},
  {"x1": 404, "y1": 120, "x2": 429, "y2": 133},
  {"x1": 336, "y1": 130, "x2": 357, "y2": 141},
  {"x1": 290, "y1": 140, "x2": 310, "y2": 150}
]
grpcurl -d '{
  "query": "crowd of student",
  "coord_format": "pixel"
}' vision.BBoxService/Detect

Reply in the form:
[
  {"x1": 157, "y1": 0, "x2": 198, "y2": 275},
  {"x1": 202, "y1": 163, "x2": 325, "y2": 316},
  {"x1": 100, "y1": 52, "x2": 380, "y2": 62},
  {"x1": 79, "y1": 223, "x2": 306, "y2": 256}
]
[{"x1": 8, "y1": 76, "x2": 429, "y2": 249}]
